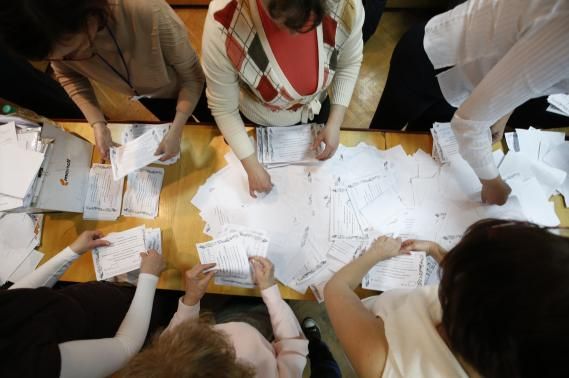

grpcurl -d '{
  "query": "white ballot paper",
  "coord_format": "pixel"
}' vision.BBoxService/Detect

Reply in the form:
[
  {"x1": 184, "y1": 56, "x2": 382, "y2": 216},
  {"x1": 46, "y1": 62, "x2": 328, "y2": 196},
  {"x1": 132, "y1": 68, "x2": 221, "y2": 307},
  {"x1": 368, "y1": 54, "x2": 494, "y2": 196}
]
[
  {"x1": 83, "y1": 164, "x2": 124, "y2": 220},
  {"x1": 329, "y1": 186, "x2": 366, "y2": 240},
  {"x1": 92, "y1": 226, "x2": 147, "y2": 281},
  {"x1": 362, "y1": 252, "x2": 427, "y2": 292},
  {"x1": 0, "y1": 121, "x2": 18, "y2": 145},
  {"x1": 122, "y1": 167, "x2": 164, "y2": 219},
  {"x1": 110, "y1": 129, "x2": 163, "y2": 180},
  {"x1": 122, "y1": 123, "x2": 179, "y2": 165},
  {"x1": 257, "y1": 124, "x2": 323, "y2": 167},
  {"x1": 220, "y1": 224, "x2": 270, "y2": 257},
  {"x1": 196, "y1": 232, "x2": 253, "y2": 288}
]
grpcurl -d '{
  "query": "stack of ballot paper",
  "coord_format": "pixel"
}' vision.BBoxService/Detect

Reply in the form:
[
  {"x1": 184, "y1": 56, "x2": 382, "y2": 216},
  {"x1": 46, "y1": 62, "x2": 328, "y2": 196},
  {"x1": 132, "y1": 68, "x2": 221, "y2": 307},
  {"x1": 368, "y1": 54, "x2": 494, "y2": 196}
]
[
  {"x1": 82, "y1": 164, "x2": 164, "y2": 220},
  {"x1": 196, "y1": 224, "x2": 269, "y2": 288},
  {"x1": 547, "y1": 94, "x2": 569, "y2": 117},
  {"x1": 122, "y1": 123, "x2": 180, "y2": 165},
  {"x1": 92, "y1": 225, "x2": 161, "y2": 281},
  {"x1": 0, "y1": 212, "x2": 44, "y2": 285},
  {"x1": 0, "y1": 120, "x2": 51, "y2": 211},
  {"x1": 256, "y1": 124, "x2": 324, "y2": 168},
  {"x1": 192, "y1": 124, "x2": 565, "y2": 297},
  {"x1": 110, "y1": 128, "x2": 164, "y2": 181}
]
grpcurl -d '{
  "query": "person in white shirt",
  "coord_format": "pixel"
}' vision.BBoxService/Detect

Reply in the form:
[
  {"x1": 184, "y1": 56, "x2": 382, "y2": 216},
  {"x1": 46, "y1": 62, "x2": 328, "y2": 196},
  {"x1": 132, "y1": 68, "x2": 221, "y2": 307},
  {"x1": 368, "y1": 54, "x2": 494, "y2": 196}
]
[
  {"x1": 325, "y1": 219, "x2": 569, "y2": 377},
  {"x1": 123, "y1": 256, "x2": 309, "y2": 377},
  {"x1": 369, "y1": 0, "x2": 569, "y2": 205},
  {"x1": 0, "y1": 230, "x2": 165, "y2": 378}
]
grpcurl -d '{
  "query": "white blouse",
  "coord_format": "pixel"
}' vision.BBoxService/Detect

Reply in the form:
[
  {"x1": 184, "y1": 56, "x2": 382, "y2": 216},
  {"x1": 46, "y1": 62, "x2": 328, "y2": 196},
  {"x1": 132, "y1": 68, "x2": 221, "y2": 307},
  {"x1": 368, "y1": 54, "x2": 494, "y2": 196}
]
[
  {"x1": 363, "y1": 286, "x2": 468, "y2": 378},
  {"x1": 424, "y1": 0, "x2": 569, "y2": 180}
]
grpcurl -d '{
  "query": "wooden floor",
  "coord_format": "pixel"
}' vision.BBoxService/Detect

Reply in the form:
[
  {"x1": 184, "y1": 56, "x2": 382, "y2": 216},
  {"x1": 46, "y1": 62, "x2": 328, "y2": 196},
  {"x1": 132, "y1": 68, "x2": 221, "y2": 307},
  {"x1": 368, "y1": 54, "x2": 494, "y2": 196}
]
[{"x1": 94, "y1": 8, "x2": 429, "y2": 128}]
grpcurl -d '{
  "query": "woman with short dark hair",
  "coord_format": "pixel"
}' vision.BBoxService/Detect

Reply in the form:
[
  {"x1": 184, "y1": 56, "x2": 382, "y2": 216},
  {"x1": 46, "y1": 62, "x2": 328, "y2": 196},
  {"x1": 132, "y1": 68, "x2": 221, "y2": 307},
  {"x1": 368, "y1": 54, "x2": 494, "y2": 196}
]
[
  {"x1": 0, "y1": 0, "x2": 209, "y2": 161},
  {"x1": 202, "y1": 0, "x2": 364, "y2": 197},
  {"x1": 325, "y1": 219, "x2": 569, "y2": 377}
]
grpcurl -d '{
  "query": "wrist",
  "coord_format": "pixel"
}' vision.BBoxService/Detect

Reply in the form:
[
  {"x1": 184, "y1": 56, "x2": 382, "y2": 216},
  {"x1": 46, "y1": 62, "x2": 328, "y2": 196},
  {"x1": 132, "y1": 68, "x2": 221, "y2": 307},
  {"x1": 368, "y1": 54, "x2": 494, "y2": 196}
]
[
  {"x1": 241, "y1": 154, "x2": 260, "y2": 172},
  {"x1": 91, "y1": 121, "x2": 108, "y2": 130},
  {"x1": 182, "y1": 294, "x2": 201, "y2": 306}
]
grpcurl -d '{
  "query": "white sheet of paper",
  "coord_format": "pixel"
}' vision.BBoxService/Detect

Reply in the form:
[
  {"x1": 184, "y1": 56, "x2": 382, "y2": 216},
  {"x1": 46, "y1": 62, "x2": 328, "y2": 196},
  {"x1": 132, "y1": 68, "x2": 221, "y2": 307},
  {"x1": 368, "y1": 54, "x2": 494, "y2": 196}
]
[
  {"x1": 221, "y1": 224, "x2": 270, "y2": 257},
  {"x1": 362, "y1": 252, "x2": 427, "y2": 292},
  {"x1": 0, "y1": 121, "x2": 18, "y2": 145},
  {"x1": 0, "y1": 213, "x2": 38, "y2": 284},
  {"x1": 257, "y1": 124, "x2": 322, "y2": 165},
  {"x1": 7, "y1": 249, "x2": 44, "y2": 283},
  {"x1": 122, "y1": 123, "x2": 179, "y2": 165},
  {"x1": 543, "y1": 142, "x2": 569, "y2": 200},
  {"x1": 0, "y1": 144, "x2": 44, "y2": 198},
  {"x1": 92, "y1": 226, "x2": 146, "y2": 280},
  {"x1": 122, "y1": 166, "x2": 164, "y2": 219},
  {"x1": 329, "y1": 186, "x2": 366, "y2": 240},
  {"x1": 548, "y1": 94, "x2": 569, "y2": 116},
  {"x1": 110, "y1": 129, "x2": 162, "y2": 180},
  {"x1": 83, "y1": 164, "x2": 124, "y2": 220}
]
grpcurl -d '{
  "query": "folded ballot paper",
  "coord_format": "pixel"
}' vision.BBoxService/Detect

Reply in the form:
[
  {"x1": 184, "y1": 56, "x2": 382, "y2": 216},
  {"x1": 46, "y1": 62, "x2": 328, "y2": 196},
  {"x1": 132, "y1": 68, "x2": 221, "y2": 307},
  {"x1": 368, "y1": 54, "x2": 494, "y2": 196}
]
[
  {"x1": 110, "y1": 128, "x2": 163, "y2": 181},
  {"x1": 92, "y1": 226, "x2": 161, "y2": 281},
  {"x1": 196, "y1": 224, "x2": 269, "y2": 288},
  {"x1": 0, "y1": 212, "x2": 44, "y2": 285},
  {"x1": 256, "y1": 124, "x2": 324, "y2": 168},
  {"x1": 83, "y1": 164, "x2": 163, "y2": 221},
  {"x1": 192, "y1": 121, "x2": 568, "y2": 298}
]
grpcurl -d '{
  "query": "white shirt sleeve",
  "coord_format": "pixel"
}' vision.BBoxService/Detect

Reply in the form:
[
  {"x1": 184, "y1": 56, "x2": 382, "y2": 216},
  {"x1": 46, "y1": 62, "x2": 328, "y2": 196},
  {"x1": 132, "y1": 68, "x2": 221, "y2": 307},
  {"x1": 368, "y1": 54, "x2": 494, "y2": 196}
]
[
  {"x1": 162, "y1": 297, "x2": 201, "y2": 334},
  {"x1": 9, "y1": 247, "x2": 79, "y2": 290},
  {"x1": 58, "y1": 273, "x2": 159, "y2": 378},
  {"x1": 261, "y1": 285, "x2": 309, "y2": 378},
  {"x1": 452, "y1": 17, "x2": 569, "y2": 179}
]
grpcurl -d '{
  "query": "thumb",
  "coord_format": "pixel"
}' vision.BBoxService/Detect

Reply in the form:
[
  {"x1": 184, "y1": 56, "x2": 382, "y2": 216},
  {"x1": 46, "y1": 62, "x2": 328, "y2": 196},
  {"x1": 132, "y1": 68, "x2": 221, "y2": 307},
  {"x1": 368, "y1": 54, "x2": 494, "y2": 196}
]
[
  {"x1": 92, "y1": 239, "x2": 111, "y2": 248},
  {"x1": 154, "y1": 144, "x2": 164, "y2": 156},
  {"x1": 312, "y1": 132, "x2": 324, "y2": 150}
]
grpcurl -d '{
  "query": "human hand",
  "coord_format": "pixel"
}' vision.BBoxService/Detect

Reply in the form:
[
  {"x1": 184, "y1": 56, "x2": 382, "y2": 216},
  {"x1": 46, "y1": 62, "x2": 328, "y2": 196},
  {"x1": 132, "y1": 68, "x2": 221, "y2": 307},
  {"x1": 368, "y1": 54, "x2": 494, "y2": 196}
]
[
  {"x1": 93, "y1": 123, "x2": 118, "y2": 161},
  {"x1": 182, "y1": 263, "x2": 216, "y2": 306},
  {"x1": 250, "y1": 256, "x2": 275, "y2": 290},
  {"x1": 139, "y1": 250, "x2": 165, "y2": 277},
  {"x1": 481, "y1": 176, "x2": 511, "y2": 205},
  {"x1": 155, "y1": 129, "x2": 181, "y2": 161},
  {"x1": 366, "y1": 236, "x2": 403, "y2": 261},
  {"x1": 313, "y1": 123, "x2": 340, "y2": 160},
  {"x1": 401, "y1": 239, "x2": 446, "y2": 262},
  {"x1": 241, "y1": 155, "x2": 273, "y2": 198},
  {"x1": 69, "y1": 230, "x2": 111, "y2": 255}
]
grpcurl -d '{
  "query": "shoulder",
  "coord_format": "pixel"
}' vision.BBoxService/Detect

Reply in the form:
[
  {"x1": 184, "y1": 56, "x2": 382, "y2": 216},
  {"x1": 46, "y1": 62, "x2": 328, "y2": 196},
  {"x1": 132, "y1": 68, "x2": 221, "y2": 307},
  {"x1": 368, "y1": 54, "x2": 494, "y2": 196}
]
[
  {"x1": 325, "y1": 0, "x2": 363, "y2": 31},
  {"x1": 207, "y1": 0, "x2": 247, "y2": 29}
]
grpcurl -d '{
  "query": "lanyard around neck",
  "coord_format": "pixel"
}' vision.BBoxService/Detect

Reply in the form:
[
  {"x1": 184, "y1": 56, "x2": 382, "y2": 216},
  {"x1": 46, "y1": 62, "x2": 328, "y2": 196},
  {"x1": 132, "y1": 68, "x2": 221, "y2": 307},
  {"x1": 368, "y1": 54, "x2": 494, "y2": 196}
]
[{"x1": 95, "y1": 26, "x2": 140, "y2": 97}]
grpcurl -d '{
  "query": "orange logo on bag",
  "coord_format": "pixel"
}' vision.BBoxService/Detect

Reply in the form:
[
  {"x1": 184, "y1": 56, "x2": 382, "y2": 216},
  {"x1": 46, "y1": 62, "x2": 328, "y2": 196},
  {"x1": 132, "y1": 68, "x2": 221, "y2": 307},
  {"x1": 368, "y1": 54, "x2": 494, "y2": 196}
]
[{"x1": 59, "y1": 158, "x2": 71, "y2": 186}]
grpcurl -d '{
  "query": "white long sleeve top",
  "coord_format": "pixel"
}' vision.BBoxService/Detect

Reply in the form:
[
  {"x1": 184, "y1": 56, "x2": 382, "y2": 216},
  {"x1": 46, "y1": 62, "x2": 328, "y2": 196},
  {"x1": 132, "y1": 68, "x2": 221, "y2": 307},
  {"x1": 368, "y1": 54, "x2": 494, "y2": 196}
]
[
  {"x1": 424, "y1": 0, "x2": 569, "y2": 180},
  {"x1": 9, "y1": 247, "x2": 158, "y2": 378},
  {"x1": 164, "y1": 285, "x2": 308, "y2": 377}
]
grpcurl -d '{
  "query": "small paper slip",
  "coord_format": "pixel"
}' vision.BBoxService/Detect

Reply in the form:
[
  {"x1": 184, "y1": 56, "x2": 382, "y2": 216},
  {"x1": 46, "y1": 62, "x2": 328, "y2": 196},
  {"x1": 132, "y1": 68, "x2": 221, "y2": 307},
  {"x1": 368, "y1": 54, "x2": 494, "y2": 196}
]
[
  {"x1": 122, "y1": 123, "x2": 180, "y2": 165},
  {"x1": 92, "y1": 226, "x2": 147, "y2": 281},
  {"x1": 83, "y1": 164, "x2": 124, "y2": 220},
  {"x1": 256, "y1": 124, "x2": 323, "y2": 166},
  {"x1": 110, "y1": 129, "x2": 163, "y2": 181},
  {"x1": 196, "y1": 232, "x2": 253, "y2": 288},
  {"x1": 122, "y1": 167, "x2": 164, "y2": 219},
  {"x1": 329, "y1": 186, "x2": 366, "y2": 241},
  {"x1": 0, "y1": 144, "x2": 44, "y2": 198},
  {"x1": 362, "y1": 252, "x2": 427, "y2": 292}
]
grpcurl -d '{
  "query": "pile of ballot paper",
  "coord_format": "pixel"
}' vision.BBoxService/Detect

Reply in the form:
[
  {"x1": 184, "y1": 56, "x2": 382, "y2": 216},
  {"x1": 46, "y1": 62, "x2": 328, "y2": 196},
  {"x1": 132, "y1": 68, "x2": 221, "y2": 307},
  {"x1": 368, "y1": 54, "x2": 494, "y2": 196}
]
[
  {"x1": 256, "y1": 124, "x2": 324, "y2": 168},
  {"x1": 0, "y1": 118, "x2": 51, "y2": 211},
  {"x1": 0, "y1": 213, "x2": 44, "y2": 285},
  {"x1": 92, "y1": 225, "x2": 162, "y2": 281},
  {"x1": 192, "y1": 122, "x2": 568, "y2": 299},
  {"x1": 83, "y1": 164, "x2": 164, "y2": 220}
]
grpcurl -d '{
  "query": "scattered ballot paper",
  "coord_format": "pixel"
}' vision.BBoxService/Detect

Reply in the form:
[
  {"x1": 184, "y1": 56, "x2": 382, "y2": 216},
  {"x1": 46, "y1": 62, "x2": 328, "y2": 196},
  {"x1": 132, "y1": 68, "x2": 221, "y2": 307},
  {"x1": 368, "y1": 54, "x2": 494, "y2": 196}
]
[
  {"x1": 110, "y1": 129, "x2": 163, "y2": 180},
  {"x1": 256, "y1": 124, "x2": 324, "y2": 167},
  {"x1": 122, "y1": 123, "x2": 179, "y2": 165},
  {"x1": 0, "y1": 213, "x2": 41, "y2": 285},
  {"x1": 122, "y1": 167, "x2": 164, "y2": 219},
  {"x1": 196, "y1": 225, "x2": 270, "y2": 288},
  {"x1": 83, "y1": 164, "x2": 124, "y2": 221},
  {"x1": 92, "y1": 226, "x2": 147, "y2": 281}
]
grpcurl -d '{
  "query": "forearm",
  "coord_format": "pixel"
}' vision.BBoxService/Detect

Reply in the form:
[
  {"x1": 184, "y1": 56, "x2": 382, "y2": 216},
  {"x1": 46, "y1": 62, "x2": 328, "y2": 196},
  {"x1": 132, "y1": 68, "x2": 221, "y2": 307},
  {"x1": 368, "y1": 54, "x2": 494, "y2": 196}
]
[
  {"x1": 59, "y1": 273, "x2": 158, "y2": 378},
  {"x1": 162, "y1": 297, "x2": 200, "y2": 335},
  {"x1": 328, "y1": 250, "x2": 386, "y2": 291},
  {"x1": 261, "y1": 285, "x2": 304, "y2": 341},
  {"x1": 326, "y1": 104, "x2": 347, "y2": 129},
  {"x1": 10, "y1": 247, "x2": 79, "y2": 289}
]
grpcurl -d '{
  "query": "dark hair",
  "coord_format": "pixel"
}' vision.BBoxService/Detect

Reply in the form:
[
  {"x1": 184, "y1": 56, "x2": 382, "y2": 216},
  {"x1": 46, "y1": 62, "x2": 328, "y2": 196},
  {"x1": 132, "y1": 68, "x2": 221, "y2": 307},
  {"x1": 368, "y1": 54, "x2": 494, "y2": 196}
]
[
  {"x1": 267, "y1": 0, "x2": 325, "y2": 33},
  {"x1": 439, "y1": 219, "x2": 569, "y2": 378},
  {"x1": 122, "y1": 318, "x2": 255, "y2": 378},
  {"x1": 0, "y1": 0, "x2": 110, "y2": 60}
]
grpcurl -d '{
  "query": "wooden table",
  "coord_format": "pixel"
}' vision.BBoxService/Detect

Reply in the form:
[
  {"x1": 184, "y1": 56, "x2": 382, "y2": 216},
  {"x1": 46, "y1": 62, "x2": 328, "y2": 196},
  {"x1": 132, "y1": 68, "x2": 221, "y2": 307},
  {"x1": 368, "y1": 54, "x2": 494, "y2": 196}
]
[{"x1": 40, "y1": 122, "x2": 569, "y2": 300}]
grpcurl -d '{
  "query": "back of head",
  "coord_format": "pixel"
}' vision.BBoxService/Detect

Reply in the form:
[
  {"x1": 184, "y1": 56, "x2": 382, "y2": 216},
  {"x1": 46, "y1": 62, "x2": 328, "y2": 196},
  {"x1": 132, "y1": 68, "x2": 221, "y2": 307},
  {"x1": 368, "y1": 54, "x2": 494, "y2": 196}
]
[
  {"x1": 439, "y1": 219, "x2": 569, "y2": 378},
  {"x1": 0, "y1": 0, "x2": 110, "y2": 60},
  {"x1": 122, "y1": 318, "x2": 255, "y2": 378},
  {"x1": 266, "y1": 0, "x2": 326, "y2": 33}
]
